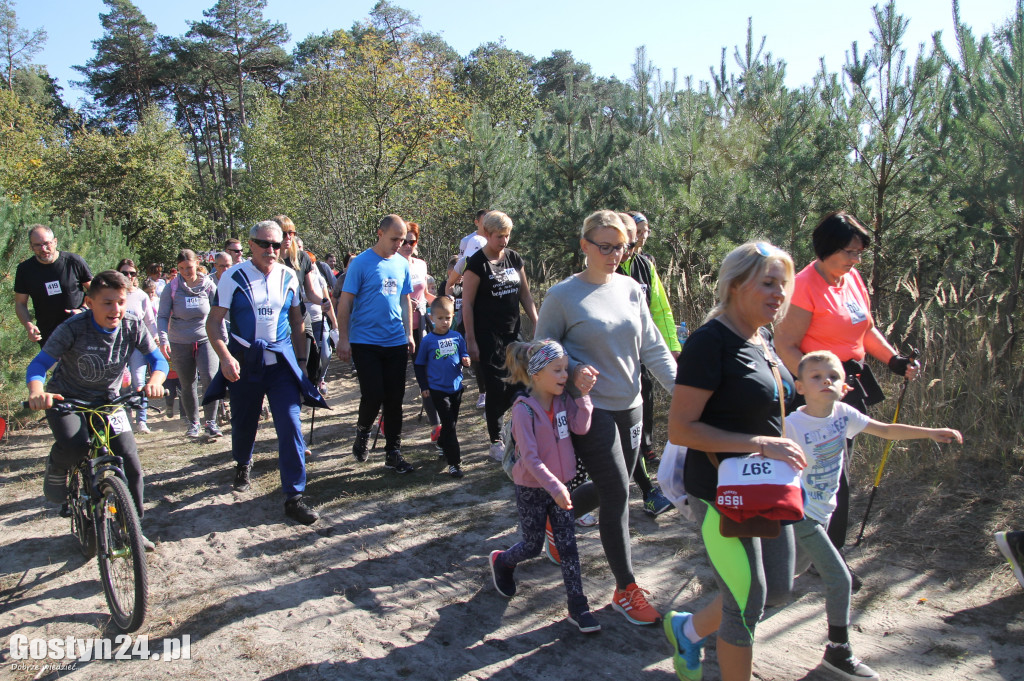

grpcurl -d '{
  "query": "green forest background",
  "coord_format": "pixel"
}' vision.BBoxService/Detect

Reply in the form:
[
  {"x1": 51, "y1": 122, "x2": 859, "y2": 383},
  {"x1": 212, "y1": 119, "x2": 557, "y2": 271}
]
[{"x1": 1, "y1": 0, "x2": 1022, "y2": 480}]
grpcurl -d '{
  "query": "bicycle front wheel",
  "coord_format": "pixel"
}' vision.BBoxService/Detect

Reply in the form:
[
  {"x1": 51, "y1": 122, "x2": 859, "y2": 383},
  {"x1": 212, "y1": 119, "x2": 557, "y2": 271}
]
[{"x1": 96, "y1": 477, "x2": 148, "y2": 632}]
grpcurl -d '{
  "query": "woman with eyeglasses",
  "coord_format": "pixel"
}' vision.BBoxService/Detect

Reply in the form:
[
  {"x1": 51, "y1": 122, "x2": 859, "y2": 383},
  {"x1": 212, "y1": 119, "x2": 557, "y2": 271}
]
[
  {"x1": 462, "y1": 211, "x2": 538, "y2": 461},
  {"x1": 398, "y1": 222, "x2": 441, "y2": 435},
  {"x1": 534, "y1": 210, "x2": 676, "y2": 627},
  {"x1": 118, "y1": 258, "x2": 159, "y2": 432},
  {"x1": 775, "y1": 211, "x2": 919, "y2": 558},
  {"x1": 157, "y1": 248, "x2": 222, "y2": 439},
  {"x1": 663, "y1": 241, "x2": 803, "y2": 681}
]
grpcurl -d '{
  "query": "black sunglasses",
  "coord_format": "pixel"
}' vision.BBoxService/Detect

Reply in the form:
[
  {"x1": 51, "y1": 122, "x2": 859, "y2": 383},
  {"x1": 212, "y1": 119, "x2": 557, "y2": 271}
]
[
  {"x1": 251, "y1": 238, "x2": 283, "y2": 251},
  {"x1": 121, "y1": 270, "x2": 138, "y2": 277},
  {"x1": 226, "y1": 247, "x2": 242, "y2": 253}
]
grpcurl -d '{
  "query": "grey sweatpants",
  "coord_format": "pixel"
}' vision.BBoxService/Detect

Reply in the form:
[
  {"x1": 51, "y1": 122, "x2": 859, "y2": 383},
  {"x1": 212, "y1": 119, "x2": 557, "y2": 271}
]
[{"x1": 170, "y1": 340, "x2": 219, "y2": 426}]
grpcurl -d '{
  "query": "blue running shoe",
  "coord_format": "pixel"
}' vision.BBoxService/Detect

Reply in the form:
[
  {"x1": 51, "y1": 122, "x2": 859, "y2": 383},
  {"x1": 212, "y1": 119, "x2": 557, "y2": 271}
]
[{"x1": 664, "y1": 610, "x2": 704, "y2": 680}]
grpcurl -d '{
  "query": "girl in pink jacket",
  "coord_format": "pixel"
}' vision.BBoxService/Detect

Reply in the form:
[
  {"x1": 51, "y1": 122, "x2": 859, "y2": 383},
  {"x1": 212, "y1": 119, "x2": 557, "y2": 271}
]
[{"x1": 488, "y1": 340, "x2": 599, "y2": 633}]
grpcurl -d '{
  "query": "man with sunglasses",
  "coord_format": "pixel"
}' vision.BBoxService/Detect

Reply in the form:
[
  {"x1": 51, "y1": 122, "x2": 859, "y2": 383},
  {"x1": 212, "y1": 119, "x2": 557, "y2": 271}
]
[
  {"x1": 618, "y1": 212, "x2": 682, "y2": 479},
  {"x1": 14, "y1": 225, "x2": 93, "y2": 345},
  {"x1": 224, "y1": 239, "x2": 244, "y2": 265},
  {"x1": 204, "y1": 220, "x2": 328, "y2": 525}
]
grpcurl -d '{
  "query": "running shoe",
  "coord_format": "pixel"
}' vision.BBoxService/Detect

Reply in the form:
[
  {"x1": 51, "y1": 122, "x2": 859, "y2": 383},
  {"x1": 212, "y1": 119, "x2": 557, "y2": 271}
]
[
  {"x1": 643, "y1": 487, "x2": 675, "y2": 516},
  {"x1": 567, "y1": 610, "x2": 601, "y2": 634},
  {"x1": 448, "y1": 465, "x2": 464, "y2": 479},
  {"x1": 284, "y1": 496, "x2": 319, "y2": 525},
  {"x1": 141, "y1": 535, "x2": 156, "y2": 553},
  {"x1": 234, "y1": 464, "x2": 251, "y2": 492},
  {"x1": 822, "y1": 642, "x2": 880, "y2": 680},
  {"x1": 135, "y1": 421, "x2": 151, "y2": 434},
  {"x1": 318, "y1": 380, "x2": 328, "y2": 396},
  {"x1": 430, "y1": 424, "x2": 442, "y2": 442},
  {"x1": 43, "y1": 460, "x2": 67, "y2": 503},
  {"x1": 543, "y1": 518, "x2": 561, "y2": 565},
  {"x1": 385, "y1": 449, "x2": 413, "y2": 474},
  {"x1": 996, "y1": 531, "x2": 1024, "y2": 589},
  {"x1": 611, "y1": 583, "x2": 659, "y2": 625},
  {"x1": 185, "y1": 422, "x2": 201, "y2": 439},
  {"x1": 576, "y1": 512, "x2": 598, "y2": 527},
  {"x1": 664, "y1": 610, "x2": 705, "y2": 680},
  {"x1": 476, "y1": 393, "x2": 486, "y2": 409},
  {"x1": 489, "y1": 550, "x2": 516, "y2": 597},
  {"x1": 205, "y1": 420, "x2": 223, "y2": 438},
  {"x1": 488, "y1": 441, "x2": 504, "y2": 462},
  {"x1": 353, "y1": 427, "x2": 370, "y2": 463}
]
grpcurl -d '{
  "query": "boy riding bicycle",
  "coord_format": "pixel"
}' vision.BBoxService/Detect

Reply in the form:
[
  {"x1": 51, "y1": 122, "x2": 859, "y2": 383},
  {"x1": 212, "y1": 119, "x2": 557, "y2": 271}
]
[{"x1": 26, "y1": 270, "x2": 167, "y2": 550}]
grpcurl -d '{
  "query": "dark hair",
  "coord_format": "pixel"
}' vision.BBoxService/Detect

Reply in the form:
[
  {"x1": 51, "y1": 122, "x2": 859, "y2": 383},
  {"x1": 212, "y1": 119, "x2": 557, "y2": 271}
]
[
  {"x1": 812, "y1": 211, "x2": 871, "y2": 260},
  {"x1": 343, "y1": 252, "x2": 356, "y2": 267},
  {"x1": 325, "y1": 253, "x2": 335, "y2": 260},
  {"x1": 147, "y1": 262, "x2": 163, "y2": 275},
  {"x1": 116, "y1": 258, "x2": 136, "y2": 272},
  {"x1": 176, "y1": 248, "x2": 198, "y2": 265},
  {"x1": 88, "y1": 270, "x2": 129, "y2": 295},
  {"x1": 476, "y1": 209, "x2": 488, "y2": 219},
  {"x1": 430, "y1": 295, "x2": 454, "y2": 314}
]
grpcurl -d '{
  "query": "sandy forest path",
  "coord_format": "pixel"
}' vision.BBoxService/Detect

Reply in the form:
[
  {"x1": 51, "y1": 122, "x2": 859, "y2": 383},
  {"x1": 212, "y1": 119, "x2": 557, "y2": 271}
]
[{"x1": 1, "y1": 363, "x2": 1021, "y2": 681}]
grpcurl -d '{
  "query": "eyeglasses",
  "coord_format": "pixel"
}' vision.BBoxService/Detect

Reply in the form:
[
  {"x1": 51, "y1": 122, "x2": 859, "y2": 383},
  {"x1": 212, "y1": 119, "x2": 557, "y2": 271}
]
[
  {"x1": 284, "y1": 231, "x2": 297, "y2": 237},
  {"x1": 584, "y1": 237, "x2": 628, "y2": 256},
  {"x1": 121, "y1": 270, "x2": 138, "y2": 277},
  {"x1": 30, "y1": 239, "x2": 55, "y2": 250},
  {"x1": 841, "y1": 248, "x2": 867, "y2": 260},
  {"x1": 251, "y1": 238, "x2": 283, "y2": 251},
  {"x1": 226, "y1": 247, "x2": 242, "y2": 254},
  {"x1": 403, "y1": 238, "x2": 417, "y2": 245},
  {"x1": 755, "y1": 241, "x2": 784, "y2": 257}
]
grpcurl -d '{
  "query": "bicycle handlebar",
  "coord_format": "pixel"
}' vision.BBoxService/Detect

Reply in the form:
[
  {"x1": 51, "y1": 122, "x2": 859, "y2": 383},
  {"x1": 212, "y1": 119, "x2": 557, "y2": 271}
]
[{"x1": 22, "y1": 390, "x2": 164, "y2": 412}]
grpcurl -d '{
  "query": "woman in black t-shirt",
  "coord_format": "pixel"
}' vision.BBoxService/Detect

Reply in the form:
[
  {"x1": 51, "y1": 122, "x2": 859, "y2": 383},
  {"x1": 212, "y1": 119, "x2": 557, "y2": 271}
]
[
  {"x1": 461, "y1": 211, "x2": 538, "y2": 459},
  {"x1": 664, "y1": 242, "x2": 806, "y2": 681}
]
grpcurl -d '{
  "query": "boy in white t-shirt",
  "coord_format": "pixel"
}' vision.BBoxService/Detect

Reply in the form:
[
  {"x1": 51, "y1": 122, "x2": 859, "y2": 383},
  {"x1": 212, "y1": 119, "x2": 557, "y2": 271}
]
[{"x1": 787, "y1": 350, "x2": 961, "y2": 681}]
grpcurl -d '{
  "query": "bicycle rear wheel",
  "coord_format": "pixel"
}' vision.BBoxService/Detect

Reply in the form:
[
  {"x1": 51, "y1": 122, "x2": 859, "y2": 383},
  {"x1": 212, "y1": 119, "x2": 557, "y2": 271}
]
[
  {"x1": 96, "y1": 477, "x2": 148, "y2": 632},
  {"x1": 68, "y1": 468, "x2": 96, "y2": 559}
]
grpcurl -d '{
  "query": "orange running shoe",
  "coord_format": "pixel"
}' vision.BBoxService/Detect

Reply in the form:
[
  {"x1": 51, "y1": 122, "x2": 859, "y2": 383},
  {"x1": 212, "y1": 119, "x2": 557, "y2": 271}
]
[
  {"x1": 543, "y1": 518, "x2": 560, "y2": 565},
  {"x1": 611, "y1": 583, "x2": 660, "y2": 625}
]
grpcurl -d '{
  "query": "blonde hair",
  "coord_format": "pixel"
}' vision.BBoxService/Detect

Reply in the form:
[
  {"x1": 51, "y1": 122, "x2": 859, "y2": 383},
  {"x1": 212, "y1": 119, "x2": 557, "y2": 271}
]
[
  {"x1": 617, "y1": 212, "x2": 636, "y2": 240},
  {"x1": 430, "y1": 295, "x2": 454, "y2": 314},
  {"x1": 272, "y1": 214, "x2": 301, "y2": 264},
  {"x1": 704, "y1": 241, "x2": 796, "y2": 323},
  {"x1": 504, "y1": 339, "x2": 563, "y2": 387},
  {"x1": 798, "y1": 350, "x2": 845, "y2": 380},
  {"x1": 581, "y1": 210, "x2": 629, "y2": 240},
  {"x1": 482, "y1": 210, "x2": 513, "y2": 234}
]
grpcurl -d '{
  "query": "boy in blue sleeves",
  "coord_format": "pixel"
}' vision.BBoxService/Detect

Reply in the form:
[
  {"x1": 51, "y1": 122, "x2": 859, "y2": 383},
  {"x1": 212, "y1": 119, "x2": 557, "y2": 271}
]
[{"x1": 415, "y1": 296, "x2": 470, "y2": 478}]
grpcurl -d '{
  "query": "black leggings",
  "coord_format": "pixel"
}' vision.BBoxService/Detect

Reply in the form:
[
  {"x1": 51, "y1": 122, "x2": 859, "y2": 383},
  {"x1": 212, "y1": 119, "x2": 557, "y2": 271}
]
[
  {"x1": 46, "y1": 408, "x2": 145, "y2": 519},
  {"x1": 569, "y1": 405, "x2": 643, "y2": 590},
  {"x1": 351, "y1": 343, "x2": 408, "y2": 449},
  {"x1": 477, "y1": 331, "x2": 521, "y2": 442}
]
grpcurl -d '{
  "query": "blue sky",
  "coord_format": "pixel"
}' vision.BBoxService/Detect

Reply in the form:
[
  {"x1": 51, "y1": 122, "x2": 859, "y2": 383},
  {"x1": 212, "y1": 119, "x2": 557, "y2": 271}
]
[{"x1": 15, "y1": 0, "x2": 1017, "y2": 107}]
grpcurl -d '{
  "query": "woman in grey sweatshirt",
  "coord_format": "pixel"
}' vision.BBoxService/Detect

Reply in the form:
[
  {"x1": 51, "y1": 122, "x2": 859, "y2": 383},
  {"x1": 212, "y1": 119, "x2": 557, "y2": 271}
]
[
  {"x1": 535, "y1": 210, "x2": 675, "y2": 626},
  {"x1": 158, "y1": 249, "x2": 221, "y2": 438}
]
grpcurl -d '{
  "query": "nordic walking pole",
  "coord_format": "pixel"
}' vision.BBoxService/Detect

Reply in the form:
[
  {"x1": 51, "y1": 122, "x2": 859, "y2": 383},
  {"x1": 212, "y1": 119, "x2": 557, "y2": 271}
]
[
  {"x1": 309, "y1": 407, "x2": 316, "y2": 445},
  {"x1": 855, "y1": 347, "x2": 920, "y2": 547}
]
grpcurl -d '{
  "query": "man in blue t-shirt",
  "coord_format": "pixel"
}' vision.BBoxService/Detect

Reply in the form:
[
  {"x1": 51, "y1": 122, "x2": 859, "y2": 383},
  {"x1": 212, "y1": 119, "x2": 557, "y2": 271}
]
[
  {"x1": 206, "y1": 220, "x2": 327, "y2": 526},
  {"x1": 337, "y1": 214, "x2": 415, "y2": 473}
]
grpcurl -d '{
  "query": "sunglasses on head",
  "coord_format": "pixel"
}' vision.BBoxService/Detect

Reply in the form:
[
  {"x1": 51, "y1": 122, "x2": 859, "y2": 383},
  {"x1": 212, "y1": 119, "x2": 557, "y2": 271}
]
[
  {"x1": 755, "y1": 241, "x2": 783, "y2": 257},
  {"x1": 252, "y1": 237, "x2": 283, "y2": 250}
]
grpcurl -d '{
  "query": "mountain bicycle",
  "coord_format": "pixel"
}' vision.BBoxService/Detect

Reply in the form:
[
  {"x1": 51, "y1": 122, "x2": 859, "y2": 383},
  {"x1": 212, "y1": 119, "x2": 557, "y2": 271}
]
[{"x1": 25, "y1": 391, "x2": 149, "y2": 632}]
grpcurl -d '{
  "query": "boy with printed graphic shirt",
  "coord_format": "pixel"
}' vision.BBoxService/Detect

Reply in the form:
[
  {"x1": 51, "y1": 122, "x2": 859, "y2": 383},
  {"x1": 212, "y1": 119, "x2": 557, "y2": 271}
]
[
  {"x1": 415, "y1": 296, "x2": 471, "y2": 478},
  {"x1": 26, "y1": 270, "x2": 167, "y2": 550},
  {"x1": 785, "y1": 350, "x2": 960, "y2": 680}
]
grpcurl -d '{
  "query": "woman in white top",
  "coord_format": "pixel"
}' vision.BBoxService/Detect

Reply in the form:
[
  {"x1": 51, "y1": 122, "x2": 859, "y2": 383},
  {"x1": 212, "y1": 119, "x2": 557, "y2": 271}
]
[
  {"x1": 118, "y1": 258, "x2": 158, "y2": 432},
  {"x1": 399, "y1": 222, "x2": 440, "y2": 433}
]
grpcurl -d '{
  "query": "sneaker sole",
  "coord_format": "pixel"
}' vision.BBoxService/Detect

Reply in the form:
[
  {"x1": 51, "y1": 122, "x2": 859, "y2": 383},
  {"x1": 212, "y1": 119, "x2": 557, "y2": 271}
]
[
  {"x1": 567, "y1": 614, "x2": 601, "y2": 633},
  {"x1": 611, "y1": 600, "x2": 659, "y2": 625},
  {"x1": 821, "y1": 658, "x2": 880, "y2": 681},
  {"x1": 489, "y1": 550, "x2": 515, "y2": 598},
  {"x1": 995, "y1": 532, "x2": 1024, "y2": 589}
]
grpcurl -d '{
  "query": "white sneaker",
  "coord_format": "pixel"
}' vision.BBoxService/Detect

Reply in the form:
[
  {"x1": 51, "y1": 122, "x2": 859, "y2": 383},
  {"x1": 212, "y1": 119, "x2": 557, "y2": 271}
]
[
  {"x1": 476, "y1": 393, "x2": 486, "y2": 409},
  {"x1": 488, "y1": 441, "x2": 504, "y2": 462},
  {"x1": 135, "y1": 421, "x2": 151, "y2": 434}
]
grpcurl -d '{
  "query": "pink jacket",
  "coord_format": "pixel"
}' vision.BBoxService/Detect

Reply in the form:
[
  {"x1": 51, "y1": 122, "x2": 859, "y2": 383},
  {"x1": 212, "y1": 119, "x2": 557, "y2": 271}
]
[{"x1": 510, "y1": 392, "x2": 593, "y2": 498}]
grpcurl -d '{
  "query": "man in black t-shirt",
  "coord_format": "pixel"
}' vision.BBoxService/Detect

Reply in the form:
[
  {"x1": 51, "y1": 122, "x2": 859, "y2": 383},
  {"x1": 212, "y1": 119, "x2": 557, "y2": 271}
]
[{"x1": 14, "y1": 225, "x2": 93, "y2": 345}]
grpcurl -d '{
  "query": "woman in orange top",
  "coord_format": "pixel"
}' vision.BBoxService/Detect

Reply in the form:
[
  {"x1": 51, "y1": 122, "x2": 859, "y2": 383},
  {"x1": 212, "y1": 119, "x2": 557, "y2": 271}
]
[{"x1": 775, "y1": 211, "x2": 918, "y2": 556}]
